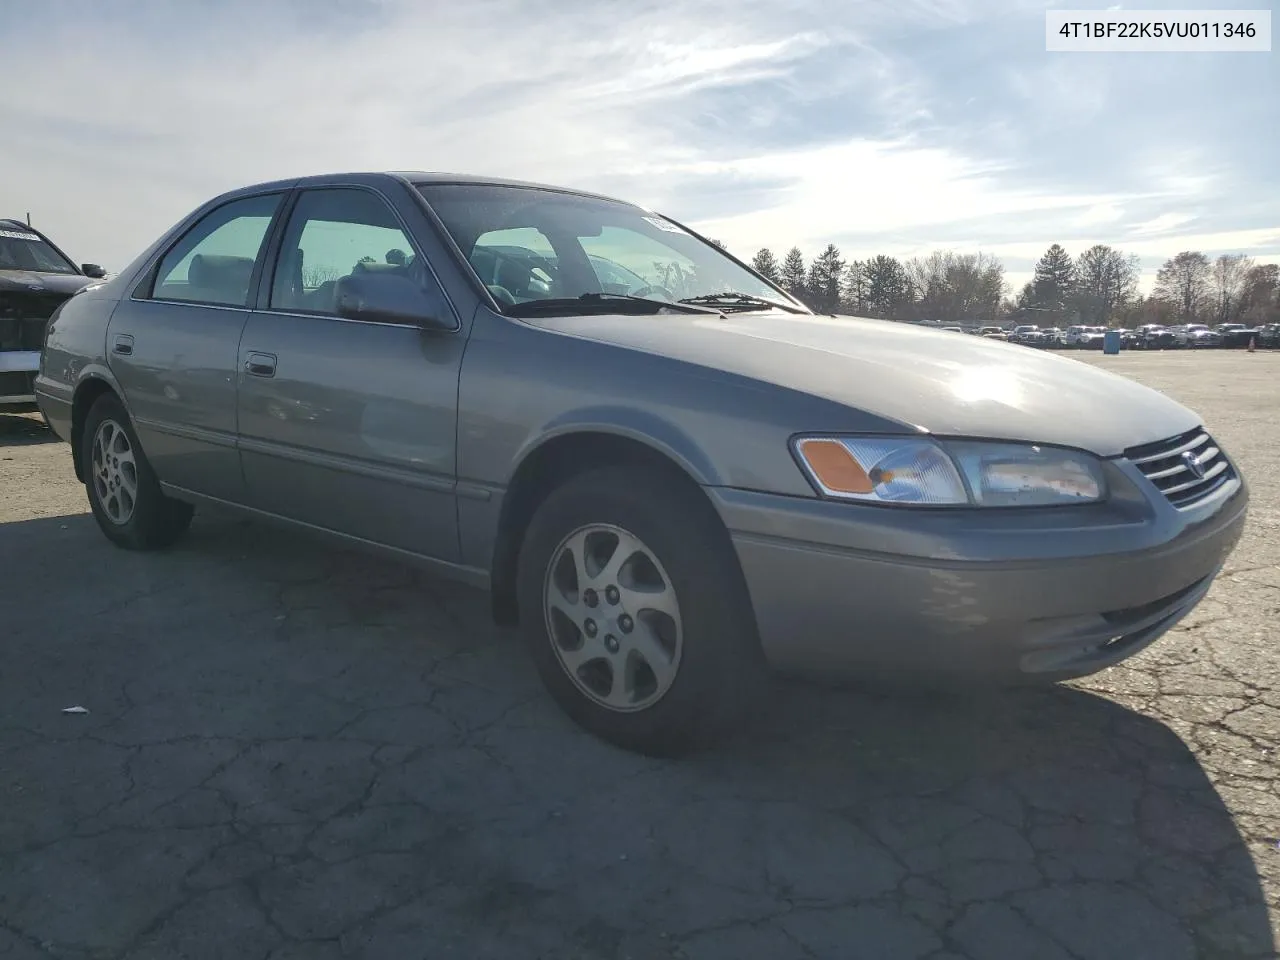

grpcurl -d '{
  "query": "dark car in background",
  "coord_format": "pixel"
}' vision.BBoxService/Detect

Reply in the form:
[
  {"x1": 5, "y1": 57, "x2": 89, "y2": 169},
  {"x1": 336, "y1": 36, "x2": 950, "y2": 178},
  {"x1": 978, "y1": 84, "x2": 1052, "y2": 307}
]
[
  {"x1": 1214, "y1": 323, "x2": 1260, "y2": 349},
  {"x1": 1, "y1": 219, "x2": 105, "y2": 407},
  {"x1": 1136, "y1": 324, "x2": 1176, "y2": 350}
]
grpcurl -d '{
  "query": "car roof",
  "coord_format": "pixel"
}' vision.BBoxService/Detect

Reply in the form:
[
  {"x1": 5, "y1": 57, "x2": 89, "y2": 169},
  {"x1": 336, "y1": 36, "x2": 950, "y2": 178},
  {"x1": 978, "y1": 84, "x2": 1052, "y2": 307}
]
[{"x1": 217, "y1": 171, "x2": 636, "y2": 208}]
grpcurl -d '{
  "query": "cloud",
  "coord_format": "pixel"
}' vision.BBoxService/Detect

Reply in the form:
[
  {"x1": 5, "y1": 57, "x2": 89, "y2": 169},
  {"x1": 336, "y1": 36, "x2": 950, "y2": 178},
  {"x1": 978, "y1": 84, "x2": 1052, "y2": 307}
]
[{"x1": 0, "y1": 0, "x2": 1274, "y2": 292}]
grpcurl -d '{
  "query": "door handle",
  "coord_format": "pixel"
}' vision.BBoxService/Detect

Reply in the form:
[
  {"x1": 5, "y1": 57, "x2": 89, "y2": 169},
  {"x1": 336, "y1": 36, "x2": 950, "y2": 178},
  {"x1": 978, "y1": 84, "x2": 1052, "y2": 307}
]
[
  {"x1": 244, "y1": 352, "x2": 277, "y2": 378},
  {"x1": 112, "y1": 334, "x2": 134, "y2": 356}
]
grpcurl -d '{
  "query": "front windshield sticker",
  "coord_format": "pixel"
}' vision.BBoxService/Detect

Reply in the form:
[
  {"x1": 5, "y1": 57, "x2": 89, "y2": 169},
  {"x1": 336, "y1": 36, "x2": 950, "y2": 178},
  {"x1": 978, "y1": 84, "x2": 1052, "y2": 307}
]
[
  {"x1": 0, "y1": 230, "x2": 42, "y2": 241},
  {"x1": 642, "y1": 216, "x2": 685, "y2": 234}
]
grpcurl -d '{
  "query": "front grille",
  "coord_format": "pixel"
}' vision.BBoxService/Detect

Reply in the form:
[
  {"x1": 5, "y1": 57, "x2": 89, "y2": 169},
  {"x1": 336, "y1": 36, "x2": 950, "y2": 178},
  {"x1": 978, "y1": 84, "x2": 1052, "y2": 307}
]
[
  {"x1": 0, "y1": 290, "x2": 66, "y2": 351},
  {"x1": 1126, "y1": 428, "x2": 1233, "y2": 508}
]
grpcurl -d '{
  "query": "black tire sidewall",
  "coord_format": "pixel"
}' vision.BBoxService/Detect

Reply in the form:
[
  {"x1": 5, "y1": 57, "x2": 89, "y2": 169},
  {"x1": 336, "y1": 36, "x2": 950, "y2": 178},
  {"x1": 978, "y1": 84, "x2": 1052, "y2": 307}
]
[
  {"x1": 516, "y1": 467, "x2": 763, "y2": 755},
  {"x1": 82, "y1": 395, "x2": 189, "y2": 549}
]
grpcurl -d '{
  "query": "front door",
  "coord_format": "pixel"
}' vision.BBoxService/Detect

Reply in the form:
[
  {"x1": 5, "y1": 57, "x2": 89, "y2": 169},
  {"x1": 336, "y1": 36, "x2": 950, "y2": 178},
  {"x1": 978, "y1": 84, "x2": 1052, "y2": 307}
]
[
  {"x1": 236, "y1": 186, "x2": 464, "y2": 561},
  {"x1": 105, "y1": 192, "x2": 284, "y2": 502}
]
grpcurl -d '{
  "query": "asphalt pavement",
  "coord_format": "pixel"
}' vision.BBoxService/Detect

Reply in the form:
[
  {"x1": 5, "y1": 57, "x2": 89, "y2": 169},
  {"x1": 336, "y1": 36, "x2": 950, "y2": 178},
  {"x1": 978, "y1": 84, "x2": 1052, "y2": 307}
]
[{"x1": 1, "y1": 350, "x2": 1277, "y2": 959}]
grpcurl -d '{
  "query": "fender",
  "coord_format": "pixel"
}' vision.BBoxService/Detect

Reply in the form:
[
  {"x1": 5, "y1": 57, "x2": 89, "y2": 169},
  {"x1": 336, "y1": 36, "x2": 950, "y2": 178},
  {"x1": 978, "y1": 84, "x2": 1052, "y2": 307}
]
[{"x1": 508, "y1": 404, "x2": 724, "y2": 489}]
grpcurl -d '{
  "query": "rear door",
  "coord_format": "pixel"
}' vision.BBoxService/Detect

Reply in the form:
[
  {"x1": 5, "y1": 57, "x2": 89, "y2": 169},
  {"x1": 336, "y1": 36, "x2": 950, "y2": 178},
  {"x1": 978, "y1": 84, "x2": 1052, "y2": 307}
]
[
  {"x1": 236, "y1": 185, "x2": 465, "y2": 561},
  {"x1": 105, "y1": 192, "x2": 285, "y2": 502}
]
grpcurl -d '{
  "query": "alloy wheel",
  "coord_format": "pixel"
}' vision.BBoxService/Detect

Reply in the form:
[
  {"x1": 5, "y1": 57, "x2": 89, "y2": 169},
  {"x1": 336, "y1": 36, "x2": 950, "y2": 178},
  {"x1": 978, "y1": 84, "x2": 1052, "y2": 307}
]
[
  {"x1": 543, "y1": 523, "x2": 684, "y2": 712},
  {"x1": 91, "y1": 419, "x2": 138, "y2": 525}
]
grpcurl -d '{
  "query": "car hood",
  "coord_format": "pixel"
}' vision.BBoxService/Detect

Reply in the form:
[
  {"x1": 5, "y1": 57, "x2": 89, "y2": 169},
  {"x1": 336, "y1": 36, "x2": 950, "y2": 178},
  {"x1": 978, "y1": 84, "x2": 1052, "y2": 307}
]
[
  {"x1": 535, "y1": 310, "x2": 1200, "y2": 456},
  {"x1": 0, "y1": 270, "x2": 95, "y2": 296}
]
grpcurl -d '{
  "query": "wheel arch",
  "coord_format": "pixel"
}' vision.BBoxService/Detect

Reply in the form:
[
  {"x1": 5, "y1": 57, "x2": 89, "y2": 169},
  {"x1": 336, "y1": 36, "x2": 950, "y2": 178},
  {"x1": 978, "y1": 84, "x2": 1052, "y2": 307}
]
[
  {"x1": 70, "y1": 375, "x2": 123, "y2": 482},
  {"x1": 488, "y1": 427, "x2": 732, "y2": 627}
]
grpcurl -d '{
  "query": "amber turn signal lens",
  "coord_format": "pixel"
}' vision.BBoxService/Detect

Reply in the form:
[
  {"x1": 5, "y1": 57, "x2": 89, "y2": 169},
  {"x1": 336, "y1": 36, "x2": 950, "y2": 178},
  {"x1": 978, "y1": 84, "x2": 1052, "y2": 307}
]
[{"x1": 798, "y1": 439, "x2": 874, "y2": 494}]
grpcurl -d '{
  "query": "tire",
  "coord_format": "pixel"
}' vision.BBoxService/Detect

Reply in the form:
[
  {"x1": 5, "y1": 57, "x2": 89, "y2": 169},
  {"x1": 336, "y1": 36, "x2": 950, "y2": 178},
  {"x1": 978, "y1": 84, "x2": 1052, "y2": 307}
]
[
  {"x1": 82, "y1": 393, "x2": 194, "y2": 550},
  {"x1": 516, "y1": 466, "x2": 768, "y2": 756}
]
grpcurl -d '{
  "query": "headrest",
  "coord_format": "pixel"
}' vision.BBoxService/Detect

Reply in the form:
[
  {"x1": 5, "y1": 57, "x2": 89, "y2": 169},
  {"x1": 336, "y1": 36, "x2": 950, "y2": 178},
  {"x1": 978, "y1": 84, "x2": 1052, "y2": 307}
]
[
  {"x1": 353, "y1": 260, "x2": 404, "y2": 275},
  {"x1": 189, "y1": 253, "x2": 255, "y2": 292}
]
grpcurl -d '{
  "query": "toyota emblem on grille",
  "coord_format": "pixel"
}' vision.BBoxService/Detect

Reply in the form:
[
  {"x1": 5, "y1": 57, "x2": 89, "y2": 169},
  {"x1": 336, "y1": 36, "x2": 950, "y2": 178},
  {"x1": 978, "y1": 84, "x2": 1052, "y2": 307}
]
[{"x1": 1181, "y1": 449, "x2": 1206, "y2": 479}]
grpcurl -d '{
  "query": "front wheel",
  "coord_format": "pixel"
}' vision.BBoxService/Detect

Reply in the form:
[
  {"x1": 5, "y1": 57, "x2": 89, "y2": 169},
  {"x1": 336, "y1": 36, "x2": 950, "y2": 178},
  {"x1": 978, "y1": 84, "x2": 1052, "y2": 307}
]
[
  {"x1": 516, "y1": 466, "x2": 767, "y2": 756},
  {"x1": 82, "y1": 394, "x2": 194, "y2": 550}
]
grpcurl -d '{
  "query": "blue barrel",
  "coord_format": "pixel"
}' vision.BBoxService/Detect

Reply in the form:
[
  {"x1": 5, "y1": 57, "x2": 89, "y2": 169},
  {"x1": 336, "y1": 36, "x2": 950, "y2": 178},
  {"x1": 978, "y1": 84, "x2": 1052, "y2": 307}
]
[{"x1": 1103, "y1": 330, "x2": 1121, "y2": 354}]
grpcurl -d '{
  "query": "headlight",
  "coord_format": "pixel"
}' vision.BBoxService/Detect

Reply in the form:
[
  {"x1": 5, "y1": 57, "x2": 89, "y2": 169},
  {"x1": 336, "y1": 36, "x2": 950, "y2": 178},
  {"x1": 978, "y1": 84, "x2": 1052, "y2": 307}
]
[{"x1": 793, "y1": 437, "x2": 1105, "y2": 507}]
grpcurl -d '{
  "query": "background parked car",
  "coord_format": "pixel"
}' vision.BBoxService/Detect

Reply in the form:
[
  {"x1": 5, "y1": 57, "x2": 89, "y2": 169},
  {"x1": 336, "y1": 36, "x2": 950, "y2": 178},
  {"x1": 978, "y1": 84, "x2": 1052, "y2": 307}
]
[
  {"x1": 1040, "y1": 326, "x2": 1066, "y2": 348},
  {"x1": 1009, "y1": 324, "x2": 1044, "y2": 347},
  {"x1": 1, "y1": 218, "x2": 106, "y2": 408},
  {"x1": 1135, "y1": 324, "x2": 1166, "y2": 349},
  {"x1": 978, "y1": 325, "x2": 1007, "y2": 340},
  {"x1": 1065, "y1": 325, "x2": 1106, "y2": 349},
  {"x1": 1174, "y1": 323, "x2": 1222, "y2": 348},
  {"x1": 1258, "y1": 323, "x2": 1280, "y2": 348}
]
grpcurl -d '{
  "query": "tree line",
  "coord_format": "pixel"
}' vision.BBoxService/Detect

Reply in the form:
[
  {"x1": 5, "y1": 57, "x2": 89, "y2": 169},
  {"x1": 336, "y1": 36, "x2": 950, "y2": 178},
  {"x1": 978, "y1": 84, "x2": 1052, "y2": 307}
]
[{"x1": 734, "y1": 241, "x2": 1280, "y2": 329}]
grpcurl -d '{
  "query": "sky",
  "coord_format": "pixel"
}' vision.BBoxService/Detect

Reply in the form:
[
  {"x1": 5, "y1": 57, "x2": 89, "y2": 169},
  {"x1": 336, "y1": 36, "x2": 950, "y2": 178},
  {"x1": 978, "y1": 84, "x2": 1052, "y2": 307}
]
[{"x1": 1, "y1": 0, "x2": 1276, "y2": 298}]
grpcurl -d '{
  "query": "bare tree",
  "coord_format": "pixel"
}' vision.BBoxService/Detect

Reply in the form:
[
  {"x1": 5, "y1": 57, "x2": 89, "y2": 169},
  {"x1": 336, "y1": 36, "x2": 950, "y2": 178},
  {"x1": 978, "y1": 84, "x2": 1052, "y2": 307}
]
[
  {"x1": 301, "y1": 265, "x2": 343, "y2": 288},
  {"x1": 1153, "y1": 251, "x2": 1213, "y2": 322},
  {"x1": 1210, "y1": 253, "x2": 1253, "y2": 324},
  {"x1": 841, "y1": 260, "x2": 869, "y2": 315},
  {"x1": 1240, "y1": 263, "x2": 1280, "y2": 325},
  {"x1": 904, "y1": 250, "x2": 1005, "y2": 325},
  {"x1": 1073, "y1": 244, "x2": 1139, "y2": 325}
]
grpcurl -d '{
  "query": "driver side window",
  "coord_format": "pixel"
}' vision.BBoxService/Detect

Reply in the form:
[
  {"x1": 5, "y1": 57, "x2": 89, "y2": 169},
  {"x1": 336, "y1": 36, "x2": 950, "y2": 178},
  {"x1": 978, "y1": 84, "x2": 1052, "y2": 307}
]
[{"x1": 269, "y1": 188, "x2": 430, "y2": 318}]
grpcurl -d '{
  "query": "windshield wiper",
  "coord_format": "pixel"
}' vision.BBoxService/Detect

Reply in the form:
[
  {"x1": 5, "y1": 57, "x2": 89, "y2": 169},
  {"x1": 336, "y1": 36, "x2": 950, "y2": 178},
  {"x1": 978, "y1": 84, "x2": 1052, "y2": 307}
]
[
  {"x1": 506, "y1": 293, "x2": 717, "y2": 317},
  {"x1": 677, "y1": 292, "x2": 806, "y2": 314}
]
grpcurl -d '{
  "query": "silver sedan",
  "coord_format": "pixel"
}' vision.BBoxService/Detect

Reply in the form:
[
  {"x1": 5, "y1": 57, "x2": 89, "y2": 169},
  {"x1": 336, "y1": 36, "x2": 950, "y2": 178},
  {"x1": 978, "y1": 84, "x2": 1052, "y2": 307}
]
[{"x1": 36, "y1": 171, "x2": 1248, "y2": 755}]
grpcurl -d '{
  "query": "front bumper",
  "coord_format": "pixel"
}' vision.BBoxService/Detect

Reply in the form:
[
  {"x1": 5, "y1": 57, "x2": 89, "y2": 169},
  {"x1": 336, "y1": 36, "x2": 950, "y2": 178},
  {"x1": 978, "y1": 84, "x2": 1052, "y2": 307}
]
[
  {"x1": 0, "y1": 350, "x2": 40, "y2": 405},
  {"x1": 710, "y1": 464, "x2": 1248, "y2": 683}
]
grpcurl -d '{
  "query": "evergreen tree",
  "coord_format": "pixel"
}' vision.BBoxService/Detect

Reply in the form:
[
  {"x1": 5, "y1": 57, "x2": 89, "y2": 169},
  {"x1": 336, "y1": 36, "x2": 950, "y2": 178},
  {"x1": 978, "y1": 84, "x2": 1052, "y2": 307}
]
[
  {"x1": 1029, "y1": 244, "x2": 1075, "y2": 311},
  {"x1": 863, "y1": 255, "x2": 912, "y2": 318},
  {"x1": 781, "y1": 247, "x2": 807, "y2": 299},
  {"x1": 808, "y1": 244, "x2": 845, "y2": 313},
  {"x1": 751, "y1": 248, "x2": 781, "y2": 284}
]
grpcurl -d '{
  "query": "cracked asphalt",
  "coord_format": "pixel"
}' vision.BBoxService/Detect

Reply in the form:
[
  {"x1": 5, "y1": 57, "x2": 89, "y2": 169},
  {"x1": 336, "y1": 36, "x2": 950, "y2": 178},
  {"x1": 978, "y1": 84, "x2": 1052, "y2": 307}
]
[{"x1": 1, "y1": 350, "x2": 1277, "y2": 960}]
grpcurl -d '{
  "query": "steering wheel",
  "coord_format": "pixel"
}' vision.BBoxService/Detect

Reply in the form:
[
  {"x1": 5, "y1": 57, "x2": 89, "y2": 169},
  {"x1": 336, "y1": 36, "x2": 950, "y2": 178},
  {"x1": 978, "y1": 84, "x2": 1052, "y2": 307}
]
[
  {"x1": 487, "y1": 284, "x2": 517, "y2": 306},
  {"x1": 629, "y1": 284, "x2": 675, "y2": 302}
]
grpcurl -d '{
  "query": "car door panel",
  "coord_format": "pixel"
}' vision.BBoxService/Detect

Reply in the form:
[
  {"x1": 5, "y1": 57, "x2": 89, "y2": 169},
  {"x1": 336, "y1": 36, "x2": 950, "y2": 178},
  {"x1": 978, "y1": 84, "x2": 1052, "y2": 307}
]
[
  {"x1": 105, "y1": 192, "x2": 284, "y2": 502},
  {"x1": 237, "y1": 312, "x2": 462, "y2": 559},
  {"x1": 106, "y1": 299, "x2": 250, "y2": 500},
  {"x1": 236, "y1": 186, "x2": 463, "y2": 562}
]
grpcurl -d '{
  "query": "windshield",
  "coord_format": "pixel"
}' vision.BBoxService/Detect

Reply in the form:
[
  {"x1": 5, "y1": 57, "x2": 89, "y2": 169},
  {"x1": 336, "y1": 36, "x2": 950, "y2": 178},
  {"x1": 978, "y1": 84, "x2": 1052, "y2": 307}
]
[
  {"x1": 416, "y1": 183, "x2": 799, "y2": 315},
  {"x1": 0, "y1": 226, "x2": 78, "y2": 274}
]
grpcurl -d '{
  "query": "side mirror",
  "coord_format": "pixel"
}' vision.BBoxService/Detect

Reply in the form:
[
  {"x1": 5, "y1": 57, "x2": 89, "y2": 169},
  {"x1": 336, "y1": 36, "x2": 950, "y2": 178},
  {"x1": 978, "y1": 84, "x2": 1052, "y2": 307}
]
[
  {"x1": 81, "y1": 263, "x2": 107, "y2": 279},
  {"x1": 334, "y1": 272, "x2": 453, "y2": 331}
]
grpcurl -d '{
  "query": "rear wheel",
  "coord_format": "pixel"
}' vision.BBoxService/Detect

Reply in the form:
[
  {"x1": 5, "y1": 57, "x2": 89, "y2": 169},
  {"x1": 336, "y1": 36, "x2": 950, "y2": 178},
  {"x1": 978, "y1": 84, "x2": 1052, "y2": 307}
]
[
  {"x1": 82, "y1": 394, "x2": 193, "y2": 550},
  {"x1": 517, "y1": 466, "x2": 767, "y2": 756}
]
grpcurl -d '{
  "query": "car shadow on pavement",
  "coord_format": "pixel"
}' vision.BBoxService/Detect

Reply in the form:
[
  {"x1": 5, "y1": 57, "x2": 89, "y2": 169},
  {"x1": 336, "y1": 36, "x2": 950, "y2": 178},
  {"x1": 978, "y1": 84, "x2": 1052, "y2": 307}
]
[
  {"x1": 0, "y1": 408, "x2": 56, "y2": 446},
  {"x1": 0, "y1": 511, "x2": 1272, "y2": 960}
]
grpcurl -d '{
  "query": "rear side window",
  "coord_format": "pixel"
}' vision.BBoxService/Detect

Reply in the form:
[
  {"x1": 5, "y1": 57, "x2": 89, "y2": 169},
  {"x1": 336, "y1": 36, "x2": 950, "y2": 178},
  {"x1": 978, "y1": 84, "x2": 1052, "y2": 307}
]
[{"x1": 151, "y1": 194, "x2": 283, "y2": 307}]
